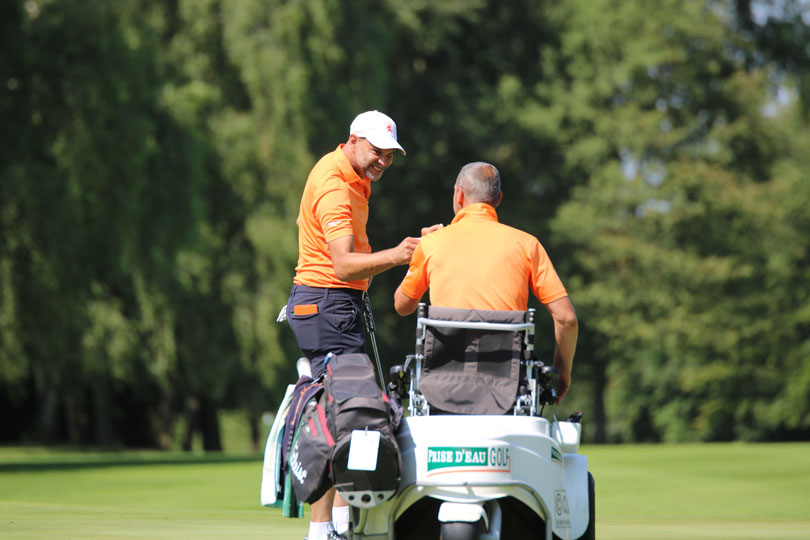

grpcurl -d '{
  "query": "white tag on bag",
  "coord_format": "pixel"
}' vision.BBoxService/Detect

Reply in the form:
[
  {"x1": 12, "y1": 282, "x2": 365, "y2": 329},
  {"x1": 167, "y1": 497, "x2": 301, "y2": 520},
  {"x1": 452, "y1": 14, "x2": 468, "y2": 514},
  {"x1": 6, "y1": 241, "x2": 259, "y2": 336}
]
[{"x1": 347, "y1": 429, "x2": 381, "y2": 471}]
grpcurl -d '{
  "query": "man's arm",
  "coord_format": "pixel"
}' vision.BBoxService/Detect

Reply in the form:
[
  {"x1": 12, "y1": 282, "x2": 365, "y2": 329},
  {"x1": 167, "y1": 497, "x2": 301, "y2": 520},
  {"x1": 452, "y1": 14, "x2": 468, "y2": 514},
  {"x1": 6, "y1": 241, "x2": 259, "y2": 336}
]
[
  {"x1": 328, "y1": 235, "x2": 419, "y2": 282},
  {"x1": 393, "y1": 237, "x2": 432, "y2": 316},
  {"x1": 394, "y1": 286, "x2": 420, "y2": 316},
  {"x1": 544, "y1": 296, "x2": 578, "y2": 404}
]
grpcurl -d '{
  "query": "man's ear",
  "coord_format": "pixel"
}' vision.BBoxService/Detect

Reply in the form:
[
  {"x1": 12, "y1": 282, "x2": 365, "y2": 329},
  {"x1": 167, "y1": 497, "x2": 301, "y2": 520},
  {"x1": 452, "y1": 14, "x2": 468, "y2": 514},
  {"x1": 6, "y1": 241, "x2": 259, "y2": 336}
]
[
  {"x1": 495, "y1": 191, "x2": 503, "y2": 208},
  {"x1": 454, "y1": 186, "x2": 465, "y2": 208}
]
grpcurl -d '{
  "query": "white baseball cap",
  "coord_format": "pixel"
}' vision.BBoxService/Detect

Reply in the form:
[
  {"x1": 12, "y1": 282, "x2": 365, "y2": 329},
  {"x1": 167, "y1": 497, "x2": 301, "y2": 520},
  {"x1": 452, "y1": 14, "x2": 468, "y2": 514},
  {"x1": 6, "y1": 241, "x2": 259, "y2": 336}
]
[{"x1": 349, "y1": 110, "x2": 406, "y2": 156}]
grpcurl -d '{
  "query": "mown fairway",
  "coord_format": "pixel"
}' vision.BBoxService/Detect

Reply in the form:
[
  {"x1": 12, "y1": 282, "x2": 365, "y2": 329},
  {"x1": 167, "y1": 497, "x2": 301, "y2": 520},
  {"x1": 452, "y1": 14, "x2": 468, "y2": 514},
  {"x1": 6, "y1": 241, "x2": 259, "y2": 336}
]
[
  {"x1": 588, "y1": 443, "x2": 810, "y2": 539},
  {"x1": 1, "y1": 443, "x2": 808, "y2": 539}
]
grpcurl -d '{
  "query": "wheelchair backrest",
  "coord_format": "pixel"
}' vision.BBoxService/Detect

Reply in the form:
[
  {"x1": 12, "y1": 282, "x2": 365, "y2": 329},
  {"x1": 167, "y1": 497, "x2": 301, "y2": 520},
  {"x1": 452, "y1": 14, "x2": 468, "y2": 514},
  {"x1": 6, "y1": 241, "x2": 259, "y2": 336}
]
[{"x1": 416, "y1": 305, "x2": 534, "y2": 415}]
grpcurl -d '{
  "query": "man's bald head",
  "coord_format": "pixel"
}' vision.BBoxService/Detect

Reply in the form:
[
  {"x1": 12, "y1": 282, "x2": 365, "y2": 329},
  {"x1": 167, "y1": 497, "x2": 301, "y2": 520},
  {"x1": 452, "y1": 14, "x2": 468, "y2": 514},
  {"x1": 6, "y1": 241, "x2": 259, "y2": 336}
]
[{"x1": 456, "y1": 162, "x2": 501, "y2": 206}]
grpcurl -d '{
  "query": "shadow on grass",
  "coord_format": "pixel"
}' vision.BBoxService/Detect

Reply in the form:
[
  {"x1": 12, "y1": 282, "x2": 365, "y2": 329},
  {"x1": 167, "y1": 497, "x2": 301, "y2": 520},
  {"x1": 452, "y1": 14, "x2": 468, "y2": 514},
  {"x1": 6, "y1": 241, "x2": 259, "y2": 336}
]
[{"x1": 0, "y1": 451, "x2": 262, "y2": 472}]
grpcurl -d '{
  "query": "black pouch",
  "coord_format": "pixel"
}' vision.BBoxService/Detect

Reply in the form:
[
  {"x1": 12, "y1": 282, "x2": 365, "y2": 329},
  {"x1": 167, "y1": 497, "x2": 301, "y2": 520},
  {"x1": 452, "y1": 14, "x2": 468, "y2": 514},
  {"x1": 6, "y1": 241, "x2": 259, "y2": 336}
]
[{"x1": 288, "y1": 396, "x2": 334, "y2": 504}]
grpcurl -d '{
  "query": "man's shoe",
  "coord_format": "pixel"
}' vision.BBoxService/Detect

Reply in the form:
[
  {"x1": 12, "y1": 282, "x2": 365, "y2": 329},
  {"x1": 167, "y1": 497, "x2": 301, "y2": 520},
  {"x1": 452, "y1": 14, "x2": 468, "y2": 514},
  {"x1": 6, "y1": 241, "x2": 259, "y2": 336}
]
[{"x1": 327, "y1": 531, "x2": 348, "y2": 540}]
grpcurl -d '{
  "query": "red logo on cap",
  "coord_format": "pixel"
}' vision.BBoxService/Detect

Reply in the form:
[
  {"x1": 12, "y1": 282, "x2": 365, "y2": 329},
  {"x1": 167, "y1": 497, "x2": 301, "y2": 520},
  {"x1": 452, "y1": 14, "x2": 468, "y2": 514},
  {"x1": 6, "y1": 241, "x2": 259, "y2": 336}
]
[{"x1": 386, "y1": 123, "x2": 393, "y2": 134}]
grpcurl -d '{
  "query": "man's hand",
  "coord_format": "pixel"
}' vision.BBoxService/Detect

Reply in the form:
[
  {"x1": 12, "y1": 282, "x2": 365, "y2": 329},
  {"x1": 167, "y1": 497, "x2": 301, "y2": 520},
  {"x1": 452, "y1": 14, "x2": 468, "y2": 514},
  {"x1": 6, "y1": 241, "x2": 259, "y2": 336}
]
[
  {"x1": 390, "y1": 237, "x2": 420, "y2": 265},
  {"x1": 556, "y1": 373, "x2": 571, "y2": 405},
  {"x1": 421, "y1": 223, "x2": 444, "y2": 236}
]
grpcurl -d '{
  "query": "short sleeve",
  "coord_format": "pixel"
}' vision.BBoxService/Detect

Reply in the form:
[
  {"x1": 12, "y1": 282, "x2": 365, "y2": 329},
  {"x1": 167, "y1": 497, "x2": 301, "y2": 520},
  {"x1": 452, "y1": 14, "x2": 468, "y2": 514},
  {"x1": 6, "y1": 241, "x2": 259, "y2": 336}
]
[
  {"x1": 529, "y1": 239, "x2": 568, "y2": 304},
  {"x1": 398, "y1": 243, "x2": 429, "y2": 301},
  {"x1": 315, "y1": 177, "x2": 355, "y2": 243}
]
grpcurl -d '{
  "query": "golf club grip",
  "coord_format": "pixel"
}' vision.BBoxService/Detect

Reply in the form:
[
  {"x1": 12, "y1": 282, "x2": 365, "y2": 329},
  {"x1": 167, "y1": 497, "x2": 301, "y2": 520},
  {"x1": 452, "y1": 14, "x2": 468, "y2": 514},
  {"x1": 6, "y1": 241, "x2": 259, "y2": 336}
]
[
  {"x1": 362, "y1": 292, "x2": 376, "y2": 333},
  {"x1": 361, "y1": 292, "x2": 386, "y2": 389}
]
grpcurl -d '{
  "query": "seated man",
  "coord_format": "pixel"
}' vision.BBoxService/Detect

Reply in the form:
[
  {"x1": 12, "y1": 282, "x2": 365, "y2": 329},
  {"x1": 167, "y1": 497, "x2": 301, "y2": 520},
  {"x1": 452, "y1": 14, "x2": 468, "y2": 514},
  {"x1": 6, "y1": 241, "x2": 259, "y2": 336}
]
[{"x1": 393, "y1": 162, "x2": 578, "y2": 403}]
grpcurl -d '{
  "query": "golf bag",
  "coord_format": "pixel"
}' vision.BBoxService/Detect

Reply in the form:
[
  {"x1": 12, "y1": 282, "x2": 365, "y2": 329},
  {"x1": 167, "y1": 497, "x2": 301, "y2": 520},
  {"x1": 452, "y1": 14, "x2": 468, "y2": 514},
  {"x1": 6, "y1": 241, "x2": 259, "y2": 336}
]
[
  {"x1": 288, "y1": 386, "x2": 333, "y2": 504},
  {"x1": 323, "y1": 353, "x2": 401, "y2": 508}
]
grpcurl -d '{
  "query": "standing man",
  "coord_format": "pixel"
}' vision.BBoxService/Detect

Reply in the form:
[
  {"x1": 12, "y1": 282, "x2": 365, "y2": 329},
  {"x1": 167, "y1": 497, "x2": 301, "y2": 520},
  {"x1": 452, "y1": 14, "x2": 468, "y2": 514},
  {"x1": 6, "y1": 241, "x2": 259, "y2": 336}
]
[
  {"x1": 287, "y1": 111, "x2": 418, "y2": 540},
  {"x1": 394, "y1": 162, "x2": 578, "y2": 403}
]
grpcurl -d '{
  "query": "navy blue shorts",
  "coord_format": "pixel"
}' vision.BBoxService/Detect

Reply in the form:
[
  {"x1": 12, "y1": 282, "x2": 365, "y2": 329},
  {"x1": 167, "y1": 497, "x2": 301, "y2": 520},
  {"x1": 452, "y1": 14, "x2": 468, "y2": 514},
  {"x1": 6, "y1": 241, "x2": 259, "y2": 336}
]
[{"x1": 287, "y1": 284, "x2": 365, "y2": 376}]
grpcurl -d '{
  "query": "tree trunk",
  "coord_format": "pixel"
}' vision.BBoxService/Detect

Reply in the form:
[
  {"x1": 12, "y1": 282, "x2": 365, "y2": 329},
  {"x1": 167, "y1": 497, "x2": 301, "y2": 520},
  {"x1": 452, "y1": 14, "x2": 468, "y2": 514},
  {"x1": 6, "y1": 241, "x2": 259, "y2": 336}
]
[
  {"x1": 249, "y1": 406, "x2": 260, "y2": 451},
  {"x1": 154, "y1": 388, "x2": 174, "y2": 450},
  {"x1": 592, "y1": 358, "x2": 607, "y2": 443},
  {"x1": 34, "y1": 369, "x2": 61, "y2": 443},
  {"x1": 182, "y1": 396, "x2": 199, "y2": 452},
  {"x1": 63, "y1": 392, "x2": 81, "y2": 445},
  {"x1": 200, "y1": 396, "x2": 222, "y2": 451},
  {"x1": 92, "y1": 376, "x2": 114, "y2": 447}
]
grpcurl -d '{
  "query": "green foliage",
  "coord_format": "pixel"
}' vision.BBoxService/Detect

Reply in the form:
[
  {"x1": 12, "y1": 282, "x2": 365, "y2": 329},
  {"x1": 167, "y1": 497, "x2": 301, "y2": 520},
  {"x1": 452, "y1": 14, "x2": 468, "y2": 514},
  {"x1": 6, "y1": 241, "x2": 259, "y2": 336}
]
[
  {"x1": 545, "y1": 0, "x2": 810, "y2": 441},
  {"x1": 1, "y1": 0, "x2": 809, "y2": 446}
]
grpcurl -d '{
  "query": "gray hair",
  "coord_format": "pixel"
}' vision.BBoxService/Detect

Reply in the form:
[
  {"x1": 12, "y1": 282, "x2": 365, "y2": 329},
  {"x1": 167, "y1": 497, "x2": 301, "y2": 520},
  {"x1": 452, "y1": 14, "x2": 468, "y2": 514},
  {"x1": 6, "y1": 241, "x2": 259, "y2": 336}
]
[{"x1": 456, "y1": 162, "x2": 501, "y2": 205}]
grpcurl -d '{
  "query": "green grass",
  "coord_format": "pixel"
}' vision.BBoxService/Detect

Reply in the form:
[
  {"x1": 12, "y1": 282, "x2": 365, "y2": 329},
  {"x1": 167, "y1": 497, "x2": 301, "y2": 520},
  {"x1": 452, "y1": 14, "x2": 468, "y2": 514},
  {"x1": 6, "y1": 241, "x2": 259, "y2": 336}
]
[
  {"x1": 1, "y1": 443, "x2": 809, "y2": 539},
  {"x1": 0, "y1": 447, "x2": 306, "y2": 540},
  {"x1": 588, "y1": 443, "x2": 810, "y2": 539}
]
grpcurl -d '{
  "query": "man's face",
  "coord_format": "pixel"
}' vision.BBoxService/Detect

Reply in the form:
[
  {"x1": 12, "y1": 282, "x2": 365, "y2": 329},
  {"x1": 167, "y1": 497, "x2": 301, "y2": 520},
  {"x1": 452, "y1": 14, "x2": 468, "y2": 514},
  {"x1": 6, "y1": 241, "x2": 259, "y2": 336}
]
[{"x1": 349, "y1": 136, "x2": 395, "y2": 182}]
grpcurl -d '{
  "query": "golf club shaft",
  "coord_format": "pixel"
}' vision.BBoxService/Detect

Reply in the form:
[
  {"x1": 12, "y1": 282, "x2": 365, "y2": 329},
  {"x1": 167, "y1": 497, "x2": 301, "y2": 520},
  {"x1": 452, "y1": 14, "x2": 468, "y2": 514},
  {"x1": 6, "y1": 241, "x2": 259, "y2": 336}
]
[{"x1": 362, "y1": 292, "x2": 387, "y2": 390}]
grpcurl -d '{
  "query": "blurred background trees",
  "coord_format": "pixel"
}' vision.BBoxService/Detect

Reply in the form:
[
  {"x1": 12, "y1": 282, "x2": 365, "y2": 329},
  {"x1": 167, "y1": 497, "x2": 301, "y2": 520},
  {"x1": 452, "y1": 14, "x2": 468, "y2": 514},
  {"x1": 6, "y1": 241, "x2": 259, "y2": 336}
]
[{"x1": 1, "y1": 0, "x2": 808, "y2": 448}]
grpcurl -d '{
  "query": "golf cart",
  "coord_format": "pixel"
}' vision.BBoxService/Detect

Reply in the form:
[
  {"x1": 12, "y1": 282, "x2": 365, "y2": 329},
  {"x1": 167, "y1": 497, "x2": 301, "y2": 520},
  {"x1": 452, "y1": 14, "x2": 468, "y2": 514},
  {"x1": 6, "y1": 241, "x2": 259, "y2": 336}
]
[{"x1": 343, "y1": 304, "x2": 595, "y2": 540}]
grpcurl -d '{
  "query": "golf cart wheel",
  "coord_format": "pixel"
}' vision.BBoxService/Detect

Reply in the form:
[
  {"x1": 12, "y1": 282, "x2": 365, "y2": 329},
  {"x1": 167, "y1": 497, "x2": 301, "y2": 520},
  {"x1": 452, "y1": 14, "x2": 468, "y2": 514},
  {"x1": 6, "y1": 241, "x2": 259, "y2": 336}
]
[
  {"x1": 576, "y1": 472, "x2": 596, "y2": 540},
  {"x1": 440, "y1": 520, "x2": 481, "y2": 540}
]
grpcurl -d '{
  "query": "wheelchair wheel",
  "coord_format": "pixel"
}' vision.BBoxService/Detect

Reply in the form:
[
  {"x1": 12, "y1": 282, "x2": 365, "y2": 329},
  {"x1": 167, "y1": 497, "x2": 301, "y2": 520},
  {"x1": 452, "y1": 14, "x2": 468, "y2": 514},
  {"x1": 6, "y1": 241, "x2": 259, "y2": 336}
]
[{"x1": 440, "y1": 520, "x2": 481, "y2": 540}]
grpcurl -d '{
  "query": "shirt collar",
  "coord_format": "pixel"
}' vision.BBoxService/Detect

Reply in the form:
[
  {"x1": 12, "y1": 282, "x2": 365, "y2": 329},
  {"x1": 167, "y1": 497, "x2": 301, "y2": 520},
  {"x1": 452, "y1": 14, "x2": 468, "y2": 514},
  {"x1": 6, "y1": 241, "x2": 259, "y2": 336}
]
[
  {"x1": 335, "y1": 144, "x2": 371, "y2": 198},
  {"x1": 451, "y1": 203, "x2": 499, "y2": 225}
]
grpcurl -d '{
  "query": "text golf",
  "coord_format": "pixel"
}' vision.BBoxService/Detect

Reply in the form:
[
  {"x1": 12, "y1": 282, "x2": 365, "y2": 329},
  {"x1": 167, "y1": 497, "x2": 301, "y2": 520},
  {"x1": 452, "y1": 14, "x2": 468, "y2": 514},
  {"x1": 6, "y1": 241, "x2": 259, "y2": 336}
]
[{"x1": 426, "y1": 446, "x2": 511, "y2": 475}]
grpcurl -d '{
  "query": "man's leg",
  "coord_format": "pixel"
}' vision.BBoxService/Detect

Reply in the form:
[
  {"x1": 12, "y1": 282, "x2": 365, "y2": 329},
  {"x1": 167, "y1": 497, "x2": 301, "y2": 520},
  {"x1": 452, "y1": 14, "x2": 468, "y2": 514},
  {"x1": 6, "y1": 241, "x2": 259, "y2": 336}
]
[
  {"x1": 332, "y1": 492, "x2": 350, "y2": 535},
  {"x1": 289, "y1": 286, "x2": 364, "y2": 539},
  {"x1": 310, "y1": 491, "x2": 349, "y2": 539},
  {"x1": 316, "y1": 289, "x2": 362, "y2": 538},
  {"x1": 308, "y1": 488, "x2": 335, "y2": 539}
]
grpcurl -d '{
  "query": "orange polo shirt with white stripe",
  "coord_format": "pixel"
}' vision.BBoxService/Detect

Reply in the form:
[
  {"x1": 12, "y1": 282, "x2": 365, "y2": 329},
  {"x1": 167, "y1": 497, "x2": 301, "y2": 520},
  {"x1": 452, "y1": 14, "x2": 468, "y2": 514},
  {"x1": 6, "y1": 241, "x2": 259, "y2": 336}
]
[
  {"x1": 294, "y1": 145, "x2": 371, "y2": 291},
  {"x1": 398, "y1": 203, "x2": 568, "y2": 310}
]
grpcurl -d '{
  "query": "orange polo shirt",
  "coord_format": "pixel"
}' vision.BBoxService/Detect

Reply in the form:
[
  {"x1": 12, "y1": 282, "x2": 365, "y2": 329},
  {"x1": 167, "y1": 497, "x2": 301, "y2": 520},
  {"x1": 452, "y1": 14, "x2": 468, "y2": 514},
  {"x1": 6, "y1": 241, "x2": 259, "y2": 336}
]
[
  {"x1": 398, "y1": 203, "x2": 568, "y2": 310},
  {"x1": 294, "y1": 145, "x2": 372, "y2": 291}
]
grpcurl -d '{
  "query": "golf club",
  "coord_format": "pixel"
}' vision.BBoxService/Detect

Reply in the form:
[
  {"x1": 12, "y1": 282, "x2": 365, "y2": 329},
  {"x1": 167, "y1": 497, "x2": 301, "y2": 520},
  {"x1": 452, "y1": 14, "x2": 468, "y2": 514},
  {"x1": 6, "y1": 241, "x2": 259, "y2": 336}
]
[{"x1": 361, "y1": 291, "x2": 387, "y2": 391}]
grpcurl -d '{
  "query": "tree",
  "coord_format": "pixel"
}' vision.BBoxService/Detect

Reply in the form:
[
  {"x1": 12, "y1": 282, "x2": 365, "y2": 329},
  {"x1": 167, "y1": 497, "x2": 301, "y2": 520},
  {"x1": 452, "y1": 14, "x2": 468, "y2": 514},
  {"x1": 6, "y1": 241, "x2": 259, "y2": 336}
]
[
  {"x1": 544, "y1": 0, "x2": 810, "y2": 441},
  {"x1": 1, "y1": 0, "x2": 205, "y2": 446},
  {"x1": 3, "y1": 0, "x2": 808, "y2": 448}
]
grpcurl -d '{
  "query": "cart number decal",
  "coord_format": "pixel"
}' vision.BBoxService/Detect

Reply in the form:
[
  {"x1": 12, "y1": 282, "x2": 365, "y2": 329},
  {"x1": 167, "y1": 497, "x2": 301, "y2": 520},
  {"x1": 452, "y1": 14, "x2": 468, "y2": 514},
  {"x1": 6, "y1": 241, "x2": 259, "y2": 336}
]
[
  {"x1": 554, "y1": 490, "x2": 571, "y2": 528},
  {"x1": 426, "y1": 446, "x2": 510, "y2": 475}
]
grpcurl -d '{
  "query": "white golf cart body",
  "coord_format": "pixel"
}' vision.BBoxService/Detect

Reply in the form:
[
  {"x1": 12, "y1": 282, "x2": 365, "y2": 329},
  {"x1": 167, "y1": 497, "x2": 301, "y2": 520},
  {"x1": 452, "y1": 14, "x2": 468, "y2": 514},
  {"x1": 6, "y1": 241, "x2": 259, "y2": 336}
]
[{"x1": 346, "y1": 305, "x2": 594, "y2": 540}]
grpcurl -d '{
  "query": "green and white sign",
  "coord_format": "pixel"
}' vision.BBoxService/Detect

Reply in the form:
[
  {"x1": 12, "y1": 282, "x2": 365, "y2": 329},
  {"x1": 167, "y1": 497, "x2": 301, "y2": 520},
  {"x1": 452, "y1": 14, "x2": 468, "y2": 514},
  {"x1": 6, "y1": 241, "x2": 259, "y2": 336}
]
[
  {"x1": 427, "y1": 446, "x2": 511, "y2": 476},
  {"x1": 551, "y1": 446, "x2": 562, "y2": 465}
]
